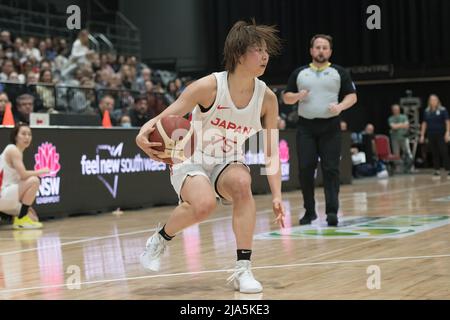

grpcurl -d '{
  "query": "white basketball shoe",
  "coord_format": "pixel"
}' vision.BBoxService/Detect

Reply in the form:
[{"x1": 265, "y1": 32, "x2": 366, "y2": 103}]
[
  {"x1": 140, "y1": 228, "x2": 168, "y2": 272},
  {"x1": 227, "y1": 260, "x2": 263, "y2": 293}
]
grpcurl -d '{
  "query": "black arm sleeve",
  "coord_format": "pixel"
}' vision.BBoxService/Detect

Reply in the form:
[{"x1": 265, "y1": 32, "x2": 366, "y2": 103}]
[
  {"x1": 285, "y1": 67, "x2": 302, "y2": 93},
  {"x1": 334, "y1": 64, "x2": 356, "y2": 97}
]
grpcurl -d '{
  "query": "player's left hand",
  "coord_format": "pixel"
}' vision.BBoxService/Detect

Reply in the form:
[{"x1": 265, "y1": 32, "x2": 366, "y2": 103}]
[
  {"x1": 328, "y1": 103, "x2": 343, "y2": 115},
  {"x1": 272, "y1": 198, "x2": 286, "y2": 228}
]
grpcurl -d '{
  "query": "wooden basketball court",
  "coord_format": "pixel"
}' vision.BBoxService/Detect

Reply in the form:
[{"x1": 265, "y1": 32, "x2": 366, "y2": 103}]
[{"x1": 1, "y1": 174, "x2": 449, "y2": 300}]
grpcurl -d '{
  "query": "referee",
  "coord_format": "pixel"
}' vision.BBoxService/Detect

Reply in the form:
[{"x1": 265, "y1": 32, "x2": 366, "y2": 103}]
[{"x1": 283, "y1": 34, "x2": 357, "y2": 226}]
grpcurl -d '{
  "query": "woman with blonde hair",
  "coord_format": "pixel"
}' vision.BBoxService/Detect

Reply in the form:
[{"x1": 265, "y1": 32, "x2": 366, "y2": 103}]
[{"x1": 419, "y1": 94, "x2": 450, "y2": 176}]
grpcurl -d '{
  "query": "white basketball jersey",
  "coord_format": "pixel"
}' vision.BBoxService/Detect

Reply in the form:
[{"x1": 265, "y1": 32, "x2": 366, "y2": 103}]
[
  {"x1": 0, "y1": 145, "x2": 21, "y2": 189},
  {"x1": 191, "y1": 71, "x2": 266, "y2": 162}
]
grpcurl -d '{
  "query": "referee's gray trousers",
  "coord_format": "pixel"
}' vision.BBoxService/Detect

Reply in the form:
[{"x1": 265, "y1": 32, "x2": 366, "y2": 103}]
[{"x1": 296, "y1": 116, "x2": 341, "y2": 216}]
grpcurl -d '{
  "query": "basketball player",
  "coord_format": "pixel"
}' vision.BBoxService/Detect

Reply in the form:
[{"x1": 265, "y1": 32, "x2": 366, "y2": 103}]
[
  {"x1": 136, "y1": 20, "x2": 285, "y2": 293},
  {"x1": 0, "y1": 123, "x2": 49, "y2": 229}
]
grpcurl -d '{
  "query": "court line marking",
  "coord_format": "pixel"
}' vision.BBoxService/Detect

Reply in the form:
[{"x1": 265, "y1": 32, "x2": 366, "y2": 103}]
[
  {"x1": 1, "y1": 252, "x2": 449, "y2": 295},
  {"x1": 1, "y1": 179, "x2": 449, "y2": 257},
  {"x1": 0, "y1": 182, "x2": 450, "y2": 257}
]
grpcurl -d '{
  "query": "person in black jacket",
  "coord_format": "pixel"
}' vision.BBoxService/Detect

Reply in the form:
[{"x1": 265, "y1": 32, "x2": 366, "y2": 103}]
[
  {"x1": 419, "y1": 94, "x2": 450, "y2": 176},
  {"x1": 129, "y1": 95, "x2": 151, "y2": 127}
]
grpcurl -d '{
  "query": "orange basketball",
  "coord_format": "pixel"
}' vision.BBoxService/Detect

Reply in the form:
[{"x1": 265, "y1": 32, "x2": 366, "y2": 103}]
[{"x1": 148, "y1": 115, "x2": 196, "y2": 164}]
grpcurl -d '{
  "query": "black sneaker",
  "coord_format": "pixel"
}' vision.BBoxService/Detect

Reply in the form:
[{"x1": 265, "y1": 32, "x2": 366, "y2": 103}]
[
  {"x1": 299, "y1": 212, "x2": 318, "y2": 225},
  {"x1": 326, "y1": 214, "x2": 338, "y2": 227}
]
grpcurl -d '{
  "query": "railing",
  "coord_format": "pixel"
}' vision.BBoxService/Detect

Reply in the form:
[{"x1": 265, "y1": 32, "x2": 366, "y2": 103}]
[
  {"x1": 1, "y1": 81, "x2": 171, "y2": 123},
  {"x1": 1, "y1": 81, "x2": 140, "y2": 114},
  {"x1": 0, "y1": 2, "x2": 141, "y2": 58}
]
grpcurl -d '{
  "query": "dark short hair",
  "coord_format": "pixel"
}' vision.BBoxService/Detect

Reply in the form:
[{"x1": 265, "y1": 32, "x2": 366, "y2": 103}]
[
  {"x1": 9, "y1": 122, "x2": 31, "y2": 144},
  {"x1": 135, "y1": 95, "x2": 147, "y2": 104},
  {"x1": 223, "y1": 19, "x2": 282, "y2": 73},
  {"x1": 100, "y1": 94, "x2": 115, "y2": 102},
  {"x1": 16, "y1": 93, "x2": 34, "y2": 105},
  {"x1": 310, "y1": 34, "x2": 333, "y2": 49}
]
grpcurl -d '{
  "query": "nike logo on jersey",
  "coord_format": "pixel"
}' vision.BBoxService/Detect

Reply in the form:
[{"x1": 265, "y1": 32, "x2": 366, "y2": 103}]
[{"x1": 217, "y1": 105, "x2": 231, "y2": 110}]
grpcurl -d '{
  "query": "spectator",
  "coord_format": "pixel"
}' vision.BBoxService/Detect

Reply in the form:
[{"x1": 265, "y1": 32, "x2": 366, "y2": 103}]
[
  {"x1": 340, "y1": 120, "x2": 348, "y2": 132},
  {"x1": 95, "y1": 68, "x2": 111, "y2": 90},
  {"x1": 126, "y1": 56, "x2": 137, "y2": 67},
  {"x1": 388, "y1": 104, "x2": 413, "y2": 172},
  {"x1": 44, "y1": 37, "x2": 57, "y2": 61},
  {"x1": 362, "y1": 123, "x2": 377, "y2": 164},
  {"x1": 97, "y1": 94, "x2": 118, "y2": 126},
  {"x1": 26, "y1": 71, "x2": 39, "y2": 84},
  {"x1": 129, "y1": 95, "x2": 150, "y2": 127},
  {"x1": 147, "y1": 91, "x2": 167, "y2": 117},
  {"x1": 25, "y1": 37, "x2": 42, "y2": 62},
  {"x1": 120, "y1": 64, "x2": 138, "y2": 91},
  {"x1": 108, "y1": 53, "x2": 121, "y2": 72},
  {"x1": 0, "y1": 30, "x2": 12, "y2": 48},
  {"x1": 8, "y1": 72, "x2": 22, "y2": 83},
  {"x1": 137, "y1": 67, "x2": 152, "y2": 93},
  {"x1": 69, "y1": 30, "x2": 94, "y2": 63},
  {"x1": 108, "y1": 73, "x2": 123, "y2": 90},
  {"x1": 96, "y1": 54, "x2": 110, "y2": 72},
  {"x1": 144, "y1": 79, "x2": 154, "y2": 93},
  {"x1": 36, "y1": 69, "x2": 56, "y2": 112},
  {"x1": 14, "y1": 94, "x2": 35, "y2": 124},
  {"x1": 61, "y1": 30, "x2": 94, "y2": 79},
  {"x1": 38, "y1": 40, "x2": 47, "y2": 62},
  {"x1": 119, "y1": 114, "x2": 132, "y2": 128},
  {"x1": 165, "y1": 80, "x2": 178, "y2": 104},
  {"x1": 0, "y1": 59, "x2": 15, "y2": 81},
  {"x1": 70, "y1": 76, "x2": 96, "y2": 114},
  {"x1": 54, "y1": 47, "x2": 68, "y2": 71},
  {"x1": 13, "y1": 37, "x2": 27, "y2": 63},
  {"x1": 39, "y1": 59, "x2": 52, "y2": 72},
  {"x1": 90, "y1": 53, "x2": 101, "y2": 73},
  {"x1": 175, "y1": 77, "x2": 185, "y2": 97},
  {"x1": 419, "y1": 94, "x2": 450, "y2": 176},
  {"x1": 21, "y1": 60, "x2": 34, "y2": 77},
  {"x1": 0, "y1": 92, "x2": 9, "y2": 122}
]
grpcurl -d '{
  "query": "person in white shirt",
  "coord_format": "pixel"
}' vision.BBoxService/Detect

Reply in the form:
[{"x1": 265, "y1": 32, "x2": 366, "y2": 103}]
[
  {"x1": 0, "y1": 123, "x2": 49, "y2": 228},
  {"x1": 136, "y1": 20, "x2": 285, "y2": 294},
  {"x1": 69, "y1": 29, "x2": 94, "y2": 63}
]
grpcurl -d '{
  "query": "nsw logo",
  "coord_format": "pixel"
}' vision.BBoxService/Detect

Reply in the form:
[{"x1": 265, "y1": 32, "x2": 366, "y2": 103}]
[{"x1": 34, "y1": 142, "x2": 62, "y2": 204}]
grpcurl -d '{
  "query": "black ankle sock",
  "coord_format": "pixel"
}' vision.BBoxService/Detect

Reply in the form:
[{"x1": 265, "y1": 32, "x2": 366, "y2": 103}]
[
  {"x1": 237, "y1": 249, "x2": 252, "y2": 261},
  {"x1": 18, "y1": 204, "x2": 30, "y2": 219},
  {"x1": 159, "y1": 225, "x2": 174, "y2": 241}
]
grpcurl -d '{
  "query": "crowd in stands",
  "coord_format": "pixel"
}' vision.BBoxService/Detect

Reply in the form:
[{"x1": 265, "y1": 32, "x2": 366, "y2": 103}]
[
  {"x1": 0, "y1": 29, "x2": 190, "y2": 127},
  {"x1": 1, "y1": 29, "x2": 448, "y2": 177}
]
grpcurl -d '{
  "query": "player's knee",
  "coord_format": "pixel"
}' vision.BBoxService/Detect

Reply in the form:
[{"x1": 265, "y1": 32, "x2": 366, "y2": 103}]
[
  {"x1": 229, "y1": 176, "x2": 252, "y2": 201},
  {"x1": 193, "y1": 198, "x2": 216, "y2": 221},
  {"x1": 28, "y1": 176, "x2": 40, "y2": 188}
]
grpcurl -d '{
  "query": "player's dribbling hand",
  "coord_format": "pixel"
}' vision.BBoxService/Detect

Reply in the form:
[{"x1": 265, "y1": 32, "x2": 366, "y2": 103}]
[
  {"x1": 136, "y1": 125, "x2": 165, "y2": 162},
  {"x1": 272, "y1": 198, "x2": 286, "y2": 228}
]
